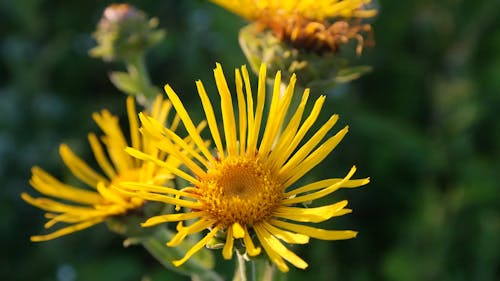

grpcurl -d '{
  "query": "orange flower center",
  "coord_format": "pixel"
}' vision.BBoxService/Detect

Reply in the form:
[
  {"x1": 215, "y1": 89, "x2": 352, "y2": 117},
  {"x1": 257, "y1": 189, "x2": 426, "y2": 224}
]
[{"x1": 198, "y1": 156, "x2": 283, "y2": 228}]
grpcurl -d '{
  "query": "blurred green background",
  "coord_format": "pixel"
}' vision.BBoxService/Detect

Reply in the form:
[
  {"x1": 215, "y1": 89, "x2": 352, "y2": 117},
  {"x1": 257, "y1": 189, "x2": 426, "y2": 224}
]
[{"x1": 1, "y1": 0, "x2": 499, "y2": 280}]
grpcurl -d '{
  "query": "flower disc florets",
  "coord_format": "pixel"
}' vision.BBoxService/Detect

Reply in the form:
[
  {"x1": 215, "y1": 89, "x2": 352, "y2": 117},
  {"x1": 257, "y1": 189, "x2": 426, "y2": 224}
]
[{"x1": 197, "y1": 156, "x2": 282, "y2": 227}]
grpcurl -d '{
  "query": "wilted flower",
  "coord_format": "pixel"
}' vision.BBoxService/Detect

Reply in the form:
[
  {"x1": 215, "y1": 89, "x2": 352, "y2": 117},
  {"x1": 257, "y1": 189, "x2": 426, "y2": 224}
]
[{"x1": 212, "y1": 0, "x2": 377, "y2": 54}]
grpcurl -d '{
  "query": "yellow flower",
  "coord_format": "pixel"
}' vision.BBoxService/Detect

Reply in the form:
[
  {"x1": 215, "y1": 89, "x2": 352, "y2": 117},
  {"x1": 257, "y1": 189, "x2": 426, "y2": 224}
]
[
  {"x1": 22, "y1": 95, "x2": 180, "y2": 241},
  {"x1": 211, "y1": 0, "x2": 377, "y2": 53},
  {"x1": 122, "y1": 63, "x2": 369, "y2": 272}
]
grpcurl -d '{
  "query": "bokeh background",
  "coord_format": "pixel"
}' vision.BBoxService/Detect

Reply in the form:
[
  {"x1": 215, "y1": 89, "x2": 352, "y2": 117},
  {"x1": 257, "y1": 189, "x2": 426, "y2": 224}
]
[{"x1": 1, "y1": 0, "x2": 499, "y2": 280}]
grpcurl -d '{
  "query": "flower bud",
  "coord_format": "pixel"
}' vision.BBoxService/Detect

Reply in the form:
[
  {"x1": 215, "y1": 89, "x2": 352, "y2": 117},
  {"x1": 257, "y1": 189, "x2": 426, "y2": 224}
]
[{"x1": 90, "y1": 3, "x2": 165, "y2": 62}]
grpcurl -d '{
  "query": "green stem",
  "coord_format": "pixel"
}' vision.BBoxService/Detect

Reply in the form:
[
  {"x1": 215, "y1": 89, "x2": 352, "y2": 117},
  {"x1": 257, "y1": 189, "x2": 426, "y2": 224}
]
[
  {"x1": 126, "y1": 54, "x2": 157, "y2": 108},
  {"x1": 233, "y1": 252, "x2": 247, "y2": 281}
]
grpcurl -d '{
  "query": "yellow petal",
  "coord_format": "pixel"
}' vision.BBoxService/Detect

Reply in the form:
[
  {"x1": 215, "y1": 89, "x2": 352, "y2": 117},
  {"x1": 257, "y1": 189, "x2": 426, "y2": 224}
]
[
  {"x1": 283, "y1": 167, "x2": 368, "y2": 204},
  {"x1": 261, "y1": 221, "x2": 309, "y2": 244},
  {"x1": 283, "y1": 126, "x2": 349, "y2": 187},
  {"x1": 242, "y1": 227, "x2": 261, "y2": 256},
  {"x1": 270, "y1": 219, "x2": 358, "y2": 240},
  {"x1": 214, "y1": 63, "x2": 238, "y2": 157},
  {"x1": 167, "y1": 219, "x2": 213, "y2": 247},
  {"x1": 126, "y1": 96, "x2": 141, "y2": 157},
  {"x1": 87, "y1": 133, "x2": 116, "y2": 179},
  {"x1": 96, "y1": 182, "x2": 128, "y2": 205},
  {"x1": 222, "y1": 226, "x2": 234, "y2": 259},
  {"x1": 142, "y1": 211, "x2": 204, "y2": 227},
  {"x1": 274, "y1": 200, "x2": 350, "y2": 223},
  {"x1": 59, "y1": 144, "x2": 108, "y2": 189},
  {"x1": 172, "y1": 226, "x2": 220, "y2": 267},
  {"x1": 235, "y1": 69, "x2": 247, "y2": 155},
  {"x1": 30, "y1": 218, "x2": 104, "y2": 242},
  {"x1": 269, "y1": 88, "x2": 309, "y2": 168},
  {"x1": 246, "y1": 64, "x2": 266, "y2": 156},
  {"x1": 125, "y1": 147, "x2": 201, "y2": 186},
  {"x1": 29, "y1": 167, "x2": 103, "y2": 205},
  {"x1": 272, "y1": 95, "x2": 325, "y2": 170},
  {"x1": 279, "y1": 114, "x2": 339, "y2": 176},
  {"x1": 164, "y1": 84, "x2": 216, "y2": 163},
  {"x1": 232, "y1": 222, "x2": 245, "y2": 238},
  {"x1": 254, "y1": 224, "x2": 308, "y2": 271},
  {"x1": 119, "y1": 181, "x2": 197, "y2": 198},
  {"x1": 196, "y1": 80, "x2": 225, "y2": 160}
]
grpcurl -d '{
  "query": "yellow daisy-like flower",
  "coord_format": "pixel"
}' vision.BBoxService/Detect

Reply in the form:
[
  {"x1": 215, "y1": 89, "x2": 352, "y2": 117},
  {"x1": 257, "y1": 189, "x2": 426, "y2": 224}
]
[
  {"x1": 122, "y1": 63, "x2": 369, "y2": 272},
  {"x1": 22, "y1": 95, "x2": 180, "y2": 241},
  {"x1": 211, "y1": 0, "x2": 377, "y2": 53}
]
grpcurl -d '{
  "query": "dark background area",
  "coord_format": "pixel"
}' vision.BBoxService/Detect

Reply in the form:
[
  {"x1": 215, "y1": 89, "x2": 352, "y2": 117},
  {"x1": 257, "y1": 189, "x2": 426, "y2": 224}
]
[{"x1": 1, "y1": 0, "x2": 499, "y2": 280}]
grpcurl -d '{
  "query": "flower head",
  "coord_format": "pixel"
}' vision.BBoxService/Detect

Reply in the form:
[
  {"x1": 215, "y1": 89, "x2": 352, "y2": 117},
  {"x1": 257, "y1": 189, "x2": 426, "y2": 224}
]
[
  {"x1": 22, "y1": 96, "x2": 180, "y2": 241},
  {"x1": 212, "y1": 0, "x2": 377, "y2": 53},
  {"x1": 123, "y1": 64, "x2": 369, "y2": 272}
]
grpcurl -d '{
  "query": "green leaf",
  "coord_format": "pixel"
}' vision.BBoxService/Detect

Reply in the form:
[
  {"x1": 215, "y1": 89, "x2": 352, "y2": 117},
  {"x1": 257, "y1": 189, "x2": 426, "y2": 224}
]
[{"x1": 109, "y1": 71, "x2": 141, "y2": 95}]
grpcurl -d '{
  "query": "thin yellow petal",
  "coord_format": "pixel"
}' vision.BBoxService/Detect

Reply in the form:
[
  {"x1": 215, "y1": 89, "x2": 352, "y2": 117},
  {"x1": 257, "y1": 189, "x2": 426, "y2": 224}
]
[
  {"x1": 87, "y1": 133, "x2": 116, "y2": 179},
  {"x1": 222, "y1": 226, "x2": 234, "y2": 259},
  {"x1": 214, "y1": 63, "x2": 238, "y2": 157},
  {"x1": 285, "y1": 176, "x2": 369, "y2": 197},
  {"x1": 152, "y1": 130, "x2": 207, "y2": 177},
  {"x1": 92, "y1": 110, "x2": 133, "y2": 172},
  {"x1": 270, "y1": 219, "x2": 358, "y2": 240},
  {"x1": 283, "y1": 168, "x2": 368, "y2": 204},
  {"x1": 279, "y1": 114, "x2": 339, "y2": 176},
  {"x1": 242, "y1": 227, "x2": 261, "y2": 256},
  {"x1": 164, "y1": 84, "x2": 215, "y2": 163},
  {"x1": 96, "y1": 182, "x2": 128, "y2": 205},
  {"x1": 255, "y1": 224, "x2": 308, "y2": 271},
  {"x1": 172, "y1": 226, "x2": 220, "y2": 267},
  {"x1": 142, "y1": 211, "x2": 204, "y2": 227},
  {"x1": 258, "y1": 71, "x2": 282, "y2": 156},
  {"x1": 235, "y1": 69, "x2": 247, "y2": 155},
  {"x1": 30, "y1": 218, "x2": 104, "y2": 242},
  {"x1": 139, "y1": 114, "x2": 209, "y2": 170},
  {"x1": 167, "y1": 219, "x2": 214, "y2": 247},
  {"x1": 196, "y1": 80, "x2": 225, "y2": 160},
  {"x1": 283, "y1": 126, "x2": 349, "y2": 187},
  {"x1": 272, "y1": 94, "x2": 325, "y2": 170},
  {"x1": 254, "y1": 225, "x2": 289, "y2": 272},
  {"x1": 126, "y1": 96, "x2": 141, "y2": 156},
  {"x1": 247, "y1": 64, "x2": 266, "y2": 156},
  {"x1": 22, "y1": 193, "x2": 96, "y2": 213},
  {"x1": 119, "y1": 181, "x2": 198, "y2": 198},
  {"x1": 241, "y1": 65, "x2": 254, "y2": 156},
  {"x1": 59, "y1": 144, "x2": 108, "y2": 189},
  {"x1": 29, "y1": 167, "x2": 103, "y2": 205},
  {"x1": 274, "y1": 200, "x2": 350, "y2": 223},
  {"x1": 116, "y1": 188, "x2": 200, "y2": 210},
  {"x1": 269, "y1": 88, "x2": 309, "y2": 168},
  {"x1": 261, "y1": 221, "x2": 309, "y2": 244},
  {"x1": 125, "y1": 147, "x2": 201, "y2": 186}
]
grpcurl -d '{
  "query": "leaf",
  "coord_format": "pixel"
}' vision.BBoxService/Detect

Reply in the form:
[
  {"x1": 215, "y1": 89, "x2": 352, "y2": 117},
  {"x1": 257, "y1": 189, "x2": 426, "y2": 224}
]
[{"x1": 109, "y1": 71, "x2": 141, "y2": 95}]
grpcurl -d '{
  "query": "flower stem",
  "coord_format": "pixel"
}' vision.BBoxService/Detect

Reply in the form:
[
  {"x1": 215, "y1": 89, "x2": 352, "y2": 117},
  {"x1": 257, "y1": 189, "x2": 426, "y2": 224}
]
[
  {"x1": 126, "y1": 54, "x2": 157, "y2": 108},
  {"x1": 233, "y1": 252, "x2": 247, "y2": 281}
]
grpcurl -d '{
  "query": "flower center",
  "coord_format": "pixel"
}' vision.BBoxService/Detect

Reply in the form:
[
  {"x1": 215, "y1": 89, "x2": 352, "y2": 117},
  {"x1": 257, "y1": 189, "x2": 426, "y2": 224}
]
[{"x1": 198, "y1": 157, "x2": 283, "y2": 228}]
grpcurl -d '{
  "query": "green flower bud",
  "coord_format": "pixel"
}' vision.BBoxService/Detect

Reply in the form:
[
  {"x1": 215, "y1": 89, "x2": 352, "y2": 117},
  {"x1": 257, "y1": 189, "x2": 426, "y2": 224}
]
[{"x1": 90, "y1": 3, "x2": 165, "y2": 62}]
